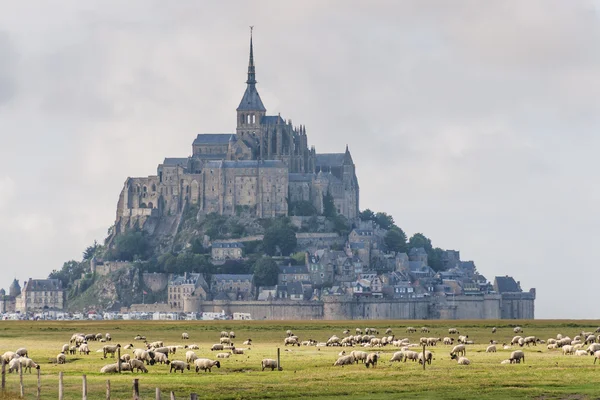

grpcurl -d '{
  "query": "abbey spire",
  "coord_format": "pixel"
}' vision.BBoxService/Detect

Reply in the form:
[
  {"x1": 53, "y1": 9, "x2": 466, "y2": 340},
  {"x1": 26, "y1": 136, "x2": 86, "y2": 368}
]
[{"x1": 237, "y1": 27, "x2": 266, "y2": 114}]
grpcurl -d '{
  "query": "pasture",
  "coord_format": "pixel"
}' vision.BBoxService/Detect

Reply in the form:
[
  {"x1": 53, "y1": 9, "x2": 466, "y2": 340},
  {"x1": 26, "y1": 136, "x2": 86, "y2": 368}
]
[{"x1": 1, "y1": 319, "x2": 599, "y2": 399}]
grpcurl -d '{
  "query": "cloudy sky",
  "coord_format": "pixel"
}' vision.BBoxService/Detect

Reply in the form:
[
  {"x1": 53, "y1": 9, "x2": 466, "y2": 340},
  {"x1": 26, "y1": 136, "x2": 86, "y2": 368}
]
[{"x1": 1, "y1": 1, "x2": 599, "y2": 319}]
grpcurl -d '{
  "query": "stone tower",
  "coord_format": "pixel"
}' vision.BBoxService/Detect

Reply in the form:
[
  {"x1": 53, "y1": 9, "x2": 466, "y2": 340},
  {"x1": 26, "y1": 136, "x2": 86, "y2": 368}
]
[{"x1": 9, "y1": 279, "x2": 21, "y2": 297}]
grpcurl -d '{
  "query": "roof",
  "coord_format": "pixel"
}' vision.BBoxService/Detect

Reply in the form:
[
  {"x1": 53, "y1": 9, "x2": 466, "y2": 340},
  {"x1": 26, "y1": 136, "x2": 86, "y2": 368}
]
[
  {"x1": 212, "y1": 274, "x2": 254, "y2": 282},
  {"x1": 237, "y1": 84, "x2": 266, "y2": 112},
  {"x1": 169, "y1": 273, "x2": 208, "y2": 290},
  {"x1": 193, "y1": 134, "x2": 233, "y2": 145},
  {"x1": 279, "y1": 265, "x2": 308, "y2": 274},
  {"x1": 316, "y1": 153, "x2": 345, "y2": 167},
  {"x1": 212, "y1": 242, "x2": 244, "y2": 249},
  {"x1": 261, "y1": 115, "x2": 285, "y2": 125},
  {"x1": 351, "y1": 229, "x2": 374, "y2": 236},
  {"x1": 287, "y1": 281, "x2": 304, "y2": 296},
  {"x1": 494, "y1": 276, "x2": 521, "y2": 293},
  {"x1": 162, "y1": 158, "x2": 189, "y2": 168},
  {"x1": 24, "y1": 279, "x2": 63, "y2": 291},
  {"x1": 204, "y1": 160, "x2": 286, "y2": 169}
]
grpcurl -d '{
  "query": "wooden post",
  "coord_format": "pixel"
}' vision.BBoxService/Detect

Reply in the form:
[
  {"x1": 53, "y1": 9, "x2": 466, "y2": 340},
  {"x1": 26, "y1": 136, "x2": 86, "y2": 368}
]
[
  {"x1": 117, "y1": 348, "x2": 121, "y2": 374},
  {"x1": 170, "y1": 392, "x2": 176, "y2": 400},
  {"x1": 422, "y1": 343, "x2": 426, "y2": 371},
  {"x1": 37, "y1": 368, "x2": 41, "y2": 400},
  {"x1": 82, "y1": 374, "x2": 88, "y2": 400},
  {"x1": 1, "y1": 358, "x2": 5, "y2": 391},
  {"x1": 19, "y1": 362, "x2": 24, "y2": 398},
  {"x1": 277, "y1": 347, "x2": 281, "y2": 371},
  {"x1": 59, "y1": 372, "x2": 64, "y2": 400},
  {"x1": 155, "y1": 387, "x2": 161, "y2": 400},
  {"x1": 106, "y1": 379, "x2": 111, "y2": 400},
  {"x1": 132, "y1": 378, "x2": 140, "y2": 400},
  {"x1": 190, "y1": 394, "x2": 198, "y2": 400}
]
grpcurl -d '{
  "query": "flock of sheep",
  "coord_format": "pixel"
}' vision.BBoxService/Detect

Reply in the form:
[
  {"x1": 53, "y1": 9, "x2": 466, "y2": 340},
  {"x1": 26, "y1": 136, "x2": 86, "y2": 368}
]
[{"x1": 3, "y1": 324, "x2": 600, "y2": 377}]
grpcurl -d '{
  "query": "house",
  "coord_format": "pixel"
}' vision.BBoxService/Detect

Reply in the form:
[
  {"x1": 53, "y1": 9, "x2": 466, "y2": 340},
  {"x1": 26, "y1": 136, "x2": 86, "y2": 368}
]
[
  {"x1": 408, "y1": 247, "x2": 428, "y2": 267},
  {"x1": 15, "y1": 279, "x2": 65, "y2": 313},
  {"x1": 493, "y1": 276, "x2": 522, "y2": 293},
  {"x1": 371, "y1": 276, "x2": 383, "y2": 298},
  {"x1": 353, "y1": 279, "x2": 372, "y2": 296},
  {"x1": 211, "y1": 241, "x2": 244, "y2": 261},
  {"x1": 168, "y1": 273, "x2": 209, "y2": 310},
  {"x1": 211, "y1": 274, "x2": 254, "y2": 301},
  {"x1": 257, "y1": 286, "x2": 276, "y2": 301},
  {"x1": 307, "y1": 252, "x2": 334, "y2": 286},
  {"x1": 278, "y1": 265, "x2": 310, "y2": 286},
  {"x1": 287, "y1": 282, "x2": 305, "y2": 301}
]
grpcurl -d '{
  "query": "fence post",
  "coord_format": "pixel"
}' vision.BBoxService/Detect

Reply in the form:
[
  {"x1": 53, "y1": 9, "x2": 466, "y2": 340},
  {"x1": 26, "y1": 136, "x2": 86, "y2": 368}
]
[
  {"x1": 190, "y1": 394, "x2": 198, "y2": 400},
  {"x1": 59, "y1": 372, "x2": 64, "y2": 400},
  {"x1": 82, "y1": 374, "x2": 88, "y2": 400},
  {"x1": 277, "y1": 347, "x2": 281, "y2": 371},
  {"x1": 37, "y1": 368, "x2": 41, "y2": 400},
  {"x1": 155, "y1": 387, "x2": 161, "y2": 400},
  {"x1": 1, "y1": 358, "x2": 5, "y2": 391},
  {"x1": 170, "y1": 392, "x2": 176, "y2": 400},
  {"x1": 106, "y1": 379, "x2": 111, "y2": 400},
  {"x1": 132, "y1": 378, "x2": 140, "y2": 400},
  {"x1": 19, "y1": 362, "x2": 24, "y2": 398},
  {"x1": 118, "y1": 348, "x2": 121, "y2": 374},
  {"x1": 422, "y1": 343, "x2": 426, "y2": 371}
]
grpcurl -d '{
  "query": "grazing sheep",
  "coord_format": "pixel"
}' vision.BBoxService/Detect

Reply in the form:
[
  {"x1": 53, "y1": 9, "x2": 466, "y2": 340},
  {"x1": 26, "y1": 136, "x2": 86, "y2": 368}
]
[
  {"x1": 211, "y1": 344, "x2": 224, "y2": 351},
  {"x1": 547, "y1": 344, "x2": 558, "y2": 350},
  {"x1": 134, "y1": 350, "x2": 155, "y2": 366},
  {"x1": 421, "y1": 327, "x2": 430, "y2": 333},
  {"x1": 262, "y1": 358, "x2": 280, "y2": 371},
  {"x1": 406, "y1": 327, "x2": 416, "y2": 333},
  {"x1": 509, "y1": 350, "x2": 525, "y2": 364},
  {"x1": 492, "y1": 327, "x2": 497, "y2": 334},
  {"x1": 216, "y1": 353, "x2": 231, "y2": 359},
  {"x1": 404, "y1": 351, "x2": 419, "y2": 362},
  {"x1": 523, "y1": 336, "x2": 537, "y2": 346},
  {"x1": 486, "y1": 345, "x2": 497, "y2": 353},
  {"x1": 56, "y1": 353, "x2": 66, "y2": 364},
  {"x1": 95, "y1": 333, "x2": 103, "y2": 341},
  {"x1": 389, "y1": 351, "x2": 405, "y2": 362},
  {"x1": 129, "y1": 359, "x2": 148, "y2": 373},
  {"x1": 194, "y1": 358, "x2": 220, "y2": 373},
  {"x1": 385, "y1": 328, "x2": 393, "y2": 334},
  {"x1": 458, "y1": 335, "x2": 469, "y2": 344},
  {"x1": 154, "y1": 352, "x2": 170, "y2": 365},
  {"x1": 61, "y1": 344, "x2": 69, "y2": 353},
  {"x1": 418, "y1": 350, "x2": 433, "y2": 365},
  {"x1": 69, "y1": 346, "x2": 77, "y2": 355},
  {"x1": 443, "y1": 337, "x2": 454, "y2": 345},
  {"x1": 169, "y1": 360, "x2": 189, "y2": 373},
  {"x1": 167, "y1": 346, "x2": 178, "y2": 354},
  {"x1": 100, "y1": 363, "x2": 123, "y2": 373},
  {"x1": 187, "y1": 344, "x2": 199, "y2": 350},
  {"x1": 448, "y1": 328, "x2": 459, "y2": 334},
  {"x1": 105, "y1": 333, "x2": 111, "y2": 342},
  {"x1": 8, "y1": 358, "x2": 20, "y2": 373},
  {"x1": 284, "y1": 337, "x2": 300, "y2": 346},
  {"x1": 154, "y1": 347, "x2": 170, "y2": 355},
  {"x1": 587, "y1": 344, "x2": 600, "y2": 354},
  {"x1": 563, "y1": 345, "x2": 575, "y2": 355},
  {"x1": 450, "y1": 344, "x2": 466, "y2": 357},
  {"x1": 220, "y1": 337, "x2": 232, "y2": 345},
  {"x1": 1, "y1": 352, "x2": 17, "y2": 364},
  {"x1": 511, "y1": 336, "x2": 523, "y2": 346},
  {"x1": 286, "y1": 330, "x2": 294, "y2": 337},
  {"x1": 229, "y1": 331, "x2": 236, "y2": 339},
  {"x1": 350, "y1": 350, "x2": 368, "y2": 364},
  {"x1": 18, "y1": 357, "x2": 40, "y2": 373},
  {"x1": 120, "y1": 354, "x2": 131, "y2": 362},
  {"x1": 182, "y1": 332, "x2": 189, "y2": 340},
  {"x1": 513, "y1": 326, "x2": 523, "y2": 333},
  {"x1": 365, "y1": 352, "x2": 380, "y2": 368},
  {"x1": 102, "y1": 344, "x2": 121, "y2": 358},
  {"x1": 594, "y1": 350, "x2": 600, "y2": 364},
  {"x1": 15, "y1": 348, "x2": 28, "y2": 358},
  {"x1": 333, "y1": 355, "x2": 355, "y2": 366},
  {"x1": 186, "y1": 351, "x2": 198, "y2": 363},
  {"x1": 79, "y1": 344, "x2": 90, "y2": 355},
  {"x1": 450, "y1": 354, "x2": 470, "y2": 365}
]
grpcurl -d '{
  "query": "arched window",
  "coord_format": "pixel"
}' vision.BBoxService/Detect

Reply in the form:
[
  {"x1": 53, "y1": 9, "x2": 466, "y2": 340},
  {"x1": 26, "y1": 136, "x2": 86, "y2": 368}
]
[
  {"x1": 143, "y1": 186, "x2": 147, "y2": 193},
  {"x1": 152, "y1": 184, "x2": 156, "y2": 192},
  {"x1": 252, "y1": 114, "x2": 256, "y2": 124}
]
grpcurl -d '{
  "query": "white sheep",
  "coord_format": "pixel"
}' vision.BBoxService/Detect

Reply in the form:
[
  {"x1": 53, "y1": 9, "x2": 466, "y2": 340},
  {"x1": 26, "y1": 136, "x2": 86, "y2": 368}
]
[
  {"x1": 448, "y1": 328, "x2": 459, "y2": 334},
  {"x1": 418, "y1": 350, "x2": 432, "y2": 365},
  {"x1": 450, "y1": 344, "x2": 466, "y2": 357},
  {"x1": 450, "y1": 354, "x2": 470, "y2": 365},
  {"x1": 232, "y1": 348, "x2": 245, "y2": 355},
  {"x1": 120, "y1": 354, "x2": 131, "y2": 362},
  {"x1": 169, "y1": 360, "x2": 189, "y2": 373},
  {"x1": 587, "y1": 344, "x2": 600, "y2": 354},
  {"x1": 243, "y1": 339, "x2": 252, "y2": 346},
  {"x1": 486, "y1": 345, "x2": 497, "y2": 353},
  {"x1": 500, "y1": 359, "x2": 511, "y2": 364},
  {"x1": 79, "y1": 343, "x2": 90, "y2": 355},
  {"x1": 389, "y1": 351, "x2": 405, "y2": 362},
  {"x1": 69, "y1": 346, "x2": 77, "y2": 355},
  {"x1": 211, "y1": 344, "x2": 224, "y2": 351},
  {"x1": 575, "y1": 350, "x2": 588, "y2": 356},
  {"x1": 333, "y1": 355, "x2": 355, "y2": 366},
  {"x1": 103, "y1": 344, "x2": 121, "y2": 358},
  {"x1": 1, "y1": 351, "x2": 17, "y2": 364},
  {"x1": 188, "y1": 344, "x2": 199, "y2": 350},
  {"x1": 509, "y1": 350, "x2": 525, "y2": 364},
  {"x1": 220, "y1": 337, "x2": 232, "y2": 345},
  {"x1": 194, "y1": 358, "x2": 220, "y2": 373},
  {"x1": 56, "y1": 353, "x2": 66, "y2": 364},
  {"x1": 261, "y1": 358, "x2": 280, "y2": 371},
  {"x1": 217, "y1": 353, "x2": 231, "y2": 358},
  {"x1": 229, "y1": 331, "x2": 236, "y2": 339},
  {"x1": 154, "y1": 352, "x2": 169, "y2": 365},
  {"x1": 100, "y1": 363, "x2": 125, "y2": 373},
  {"x1": 404, "y1": 350, "x2": 419, "y2": 362},
  {"x1": 15, "y1": 348, "x2": 28, "y2": 358},
  {"x1": 513, "y1": 326, "x2": 523, "y2": 333},
  {"x1": 562, "y1": 345, "x2": 575, "y2": 355},
  {"x1": 365, "y1": 352, "x2": 380, "y2": 368},
  {"x1": 443, "y1": 337, "x2": 454, "y2": 345},
  {"x1": 186, "y1": 351, "x2": 198, "y2": 363},
  {"x1": 182, "y1": 332, "x2": 189, "y2": 340},
  {"x1": 129, "y1": 359, "x2": 148, "y2": 373},
  {"x1": 61, "y1": 344, "x2": 69, "y2": 353},
  {"x1": 350, "y1": 350, "x2": 368, "y2": 364},
  {"x1": 594, "y1": 350, "x2": 600, "y2": 364},
  {"x1": 105, "y1": 333, "x2": 112, "y2": 342},
  {"x1": 8, "y1": 358, "x2": 20, "y2": 373}
]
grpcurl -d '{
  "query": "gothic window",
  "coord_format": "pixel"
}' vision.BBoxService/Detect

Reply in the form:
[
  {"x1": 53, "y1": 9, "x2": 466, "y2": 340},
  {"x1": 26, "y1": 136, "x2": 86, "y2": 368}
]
[
  {"x1": 252, "y1": 115, "x2": 256, "y2": 124},
  {"x1": 152, "y1": 184, "x2": 156, "y2": 192}
]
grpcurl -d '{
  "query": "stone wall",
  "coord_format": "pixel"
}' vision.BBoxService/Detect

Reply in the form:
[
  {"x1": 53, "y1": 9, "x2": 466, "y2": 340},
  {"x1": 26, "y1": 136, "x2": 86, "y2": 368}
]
[
  {"x1": 142, "y1": 273, "x2": 169, "y2": 293},
  {"x1": 296, "y1": 232, "x2": 344, "y2": 248}
]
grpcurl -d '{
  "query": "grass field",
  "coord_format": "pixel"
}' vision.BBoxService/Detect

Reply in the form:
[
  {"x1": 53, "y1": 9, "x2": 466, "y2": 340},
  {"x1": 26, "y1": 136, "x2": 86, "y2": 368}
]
[{"x1": 1, "y1": 319, "x2": 599, "y2": 399}]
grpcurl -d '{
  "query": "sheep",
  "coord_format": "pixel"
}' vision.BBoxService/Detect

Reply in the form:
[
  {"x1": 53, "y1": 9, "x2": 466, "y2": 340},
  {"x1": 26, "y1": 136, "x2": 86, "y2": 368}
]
[
  {"x1": 284, "y1": 337, "x2": 300, "y2": 347},
  {"x1": 134, "y1": 350, "x2": 155, "y2": 365},
  {"x1": 8, "y1": 358, "x2": 21, "y2": 373},
  {"x1": 286, "y1": 330, "x2": 294, "y2": 337},
  {"x1": 220, "y1": 337, "x2": 232, "y2": 345},
  {"x1": 154, "y1": 352, "x2": 170, "y2": 365},
  {"x1": 69, "y1": 345, "x2": 77, "y2": 355},
  {"x1": 491, "y1": 327, "x2": 497, "y2": 334},
  {"x1": 188, "y1": 344, "x2": 199, "y2": 350},
  {"x1": 594, "y1": 350, "x2": 600, "y2": 364},
  {"x1": 563, "y1": 345, "x2": 575, "y2": 355},
  {"x1": 450, "y1": 354, "x2": 470, "y2": 365},
  {"x1": 513, "y1": 326, "x2": 523, "y2": 333},
  {"x1": 448, "y1": 328, "x2": 459, "y2": 334},
  {"x1": 333, "y1": 355, "x2": 355, "y2": 366},
  {"x1": 585, "y1": 335, "x2": 596, "y2": 344},
  {"x1": 134, "y1": 335, "x2": 146, "y2": 341},
  {"x1": 85, "y1": 334, "x2": 96, "y2": 342},
  {"x1": 547, "y1": 344, "x2": 558, "y2": 350},
  {"x1": 15, "y1": 348, "x2": 28, "y2": 358},
  {"x1": 458, "y1": 335, "x2": 469, "y2": 344},
  {"x1": 500, "y1": 359, "x2": 511, "y2": 364},
  {"x1": 243, "y1": 339, "x2": 252, "y2": 346},
  {"x1": 220, "y1": 331, "x2": 229, "y2": 338},
  {"x1": 19, "y1": 358, "x2": 41, "y2": 373},
  {"x1": 509, "y1": 350, "x2": 525, "y2": 364},
  {"x1": 120, "y1": 354, "x2": 131, "y2": 362},
  {"x1": 102, "y1": 344, "x2": 121, "y2": 358},
  {"x1": 105, "y1": 333, "x2": 112, "y2": 342},
  {"x1": 426, "y1": 337, "x2": 441, "y2": 347},
  {"x1": 518, "y1": 338, "x2": 525, "y2": 347},
  {"x1": 182, "y1": 332, "x2": 189, "y2": 340},
  {"x1": 1, "y1": 352, "x2": 17, "y2": 364},
  {"x1": 217, "y1": 353, "x2": 231, "y2": 358},
  {"x1": 232, "y1": 348, "x2": 245, "y2": 355},
  {"x1": 57, "y1": 353, "x2": 66, "y2": 364},
  {"x1": 486, "y1": 345, "x2": 497, "y2": 353},
  {"x1": 169, "y1": 360, "x2": 189, "y2": 373},
  {"x1": 154, "y1": 347, "x2": 170, "y2": 355},
  {"x1": 79, "y1": 343, "x2": 90, "y2": 355},
  {"x1": 350, "y1": 350, "x2": 368, "y2": 364},
  {"x1": 167, "y1": 346, "x2": 178, "y2": 354},
  {"x1": 389, "y1": 351, "x2": 405, "y2": 362},
  {"x1": 418, "y1": 350, "x2": 433, "y2": 365},
  {"x1": 450, "y1": 344, "x2": 466, "y2": 357},
  {"x1": 523, "y1": 336, "x2": 537, "y2": 346},
  {"x1": 100, "y1": 363, "x2": 123, "y2": 373},
  {"x1": 511, "y1": 336, "x2": 523, "y2": 346},
  {"x1": 61, "y1": 344, "x2": 69, "y2": 353},
  {"x1": 406, "y1": 327, "x2": 416, "y2": 333},
  {"x1": 95, "y1": 333, "x2": 103, "y2": 341},
  {"x1": 404, "y1": 351, "x2": 419, "y2": 362},
  {"x1": 587, "y1": 344, "x2": 600, "y2": 354},
  {"x1": 129, "y1": 359, "x2": 148, "y2": 373},
  {"x1": 186, "y1": 351, "x2": 198, "y2": 363},
  {"x1": 194, "y1": 358, "x2": 220, "y2": 373},
  {"x1": 385, "y1": 328, "x2": 393, "y2": 334},
  {"x1": 575, "y1": 350, "x2": 588, "y2": 356},
  {"x1": 229, "y1": 331, "x2": 236, "y2": 339},
  {"x1": 421, "y1": 327, "x2": 430, "y2": 333},
  {"x1": 211, "y1": 344, "x2": 224, "y2": 351},
  {"x1": 365, "y1": 352, "x2": 380, "y2": 368},
  {"x1": 262, "y1": 358, "x2": 280, "y2": 371}
]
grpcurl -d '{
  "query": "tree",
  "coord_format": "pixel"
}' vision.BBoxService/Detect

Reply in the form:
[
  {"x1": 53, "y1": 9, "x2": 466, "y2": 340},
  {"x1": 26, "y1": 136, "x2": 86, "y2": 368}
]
[
  {"x1": 429, "y1": 247, "x2": 445, "y2": 272},
  {"x1": 263, "y1": 222, "x2": 297, "y2": 256},
  {"x1": 48, "y1": 260, "x2": 86, "y2": 289},
  {"x1": 375, "y1": 212, "x2": 395, "y2": 230},
  {"x1": 408, "y1": 233, "x2": 433, "y2": 253},
  {"x1": 385, "y1": 227, "x2": 408, "y2": 253},
  {"x1": 110, "y1": 231, "x2": 151, "y2": 261},
  {"x1": 359, "y1": 209, "x2": 376, "y2": 222},
  {"x1": 322, "y1": 191, "x2": 336, "y2": 218},
  {"x1": 82, "y1": 240, "x2": 101, "y2": 260},
  {"x1": 289, "y1": 201, "x2": 318, "y2": 217},
  {"x1": 252, "y1": 256, "x2": 280, "y2": 288}
]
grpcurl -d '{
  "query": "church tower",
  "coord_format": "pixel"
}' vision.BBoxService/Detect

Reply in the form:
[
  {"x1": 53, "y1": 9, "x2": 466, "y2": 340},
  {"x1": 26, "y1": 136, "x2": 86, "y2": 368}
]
[{"x1": 236, "y1": 28, "x2": 266, "y2": 143}]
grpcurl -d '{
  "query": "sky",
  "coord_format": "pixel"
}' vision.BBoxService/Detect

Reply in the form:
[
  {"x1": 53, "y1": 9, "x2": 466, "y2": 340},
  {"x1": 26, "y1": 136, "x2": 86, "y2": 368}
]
[{"x1": 0, "y1": 1, "x2": 599, "y2": 319}]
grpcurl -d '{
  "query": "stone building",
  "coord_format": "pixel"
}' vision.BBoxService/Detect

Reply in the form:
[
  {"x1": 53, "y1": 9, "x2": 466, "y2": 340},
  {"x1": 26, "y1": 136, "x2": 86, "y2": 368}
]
[
  {"x1": 168, "y1": 273, "x2": 209, "y2": 310},
  {"x1": 211, "y1": 242, "x2": 244, "y2": 261},
  {"x1": 15, "y1": 279, "x2": 64, "y2": 313},
  {"x1": 211, "y1": 274, "x2": 254, "y2": 301},
  {"x1": 114, "y1": 31, "x2": 359, "y2": 233}
]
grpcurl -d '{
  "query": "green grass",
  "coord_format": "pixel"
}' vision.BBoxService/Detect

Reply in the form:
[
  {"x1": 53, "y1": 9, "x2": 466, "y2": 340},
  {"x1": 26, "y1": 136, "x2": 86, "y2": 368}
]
[{"x1": 0, "y1": 319, "x2": 599, "y2": 399}]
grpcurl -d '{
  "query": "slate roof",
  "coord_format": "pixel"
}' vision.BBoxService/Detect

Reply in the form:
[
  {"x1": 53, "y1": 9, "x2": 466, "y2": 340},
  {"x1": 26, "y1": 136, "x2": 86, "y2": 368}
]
[
  {"x1": 212, "y1": 274, "x2": 254, "y2": 282},
  {"x1": 193, "y1": 134, "x2": 233, "y2": 145},
  {"x1": 279, "y1": 265, "x2": 308, "y2": 274},
  {"x1": 494, "y1": 276, "x2": 521, "y2": 293},
  {"x1": 237, "y1": 85, "x2": 266, "y2": 112},
  {"x1": 204, "y1": 160, "x2": 286, "y2": 169},
  {"x1": 24, "y1": 279, "x2": 63, "y2": 291},
  {"x1": 261, "y1": 115, "x2": 285, "y2": 125},
  {"x1": 287, "y1": 281, "x2": 304, "y2": 296},
  {"x1": 163, "y1": 158, "x2": 189, "y2": 168},
  {"x1": 212, "y1": 242, "x2": 244, "y2": 249},
  {"x1": 316, "y1": 153, "x2": 345, "y2": 167}
]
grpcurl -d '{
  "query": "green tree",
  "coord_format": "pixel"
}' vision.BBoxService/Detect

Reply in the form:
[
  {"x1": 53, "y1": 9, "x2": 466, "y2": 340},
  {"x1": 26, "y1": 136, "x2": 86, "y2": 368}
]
[
  {"x1": 322, "y1": 191, "x2": 336, "y2": 218},
  {"x1": 359, "y1": 209, "x2": 376, "y2": 222},
  {"x1": 48, "y1": 260, "x2": 86, "y2": 289},
  {"x1": 385, "y1": 227, "x2": 408, "y2": 253},
  {"x1": 263, "y1": 222, "x2": 297, "y2": 256},
  {"x1": 252, "y1": 256, "x2": 280, "y2": 288},
  {"x1": 429, "y1": 247, "x2": 446, "y2": 272},
  {"x1": 82, "y1": 240, "x2": 101, "y2": 260},
  {"x1": 408, "y1": 233, "x2": 433, "y2": 253},
  {"x1": 110, "y1": 231, "x2": 151, "y2": 261},
  {"x1": 375, "y1": 212, "x2": 395, "y2": 230},
  {"x1": 289, "y1": 201, "x2": 318, "y2": 217}
]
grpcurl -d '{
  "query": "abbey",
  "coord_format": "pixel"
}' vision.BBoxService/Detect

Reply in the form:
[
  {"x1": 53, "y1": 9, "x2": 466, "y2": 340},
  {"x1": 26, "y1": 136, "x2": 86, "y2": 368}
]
[{"x1": 116, "y1": 32, "x2": 359, "y2": 229}]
